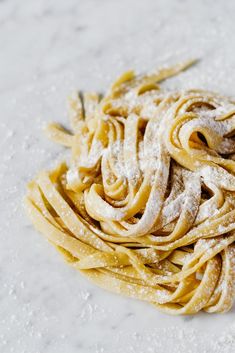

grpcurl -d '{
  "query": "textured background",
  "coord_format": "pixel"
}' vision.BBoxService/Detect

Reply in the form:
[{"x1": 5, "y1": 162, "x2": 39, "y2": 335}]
[{"x1": 0, "y1": 0, "x2": 234, "y2": 352}]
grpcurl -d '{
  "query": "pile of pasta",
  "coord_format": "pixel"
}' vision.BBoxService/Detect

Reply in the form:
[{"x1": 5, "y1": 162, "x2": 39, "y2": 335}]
[{"x1": 26, "y1": 61, "x2": 235, "y2": 314}]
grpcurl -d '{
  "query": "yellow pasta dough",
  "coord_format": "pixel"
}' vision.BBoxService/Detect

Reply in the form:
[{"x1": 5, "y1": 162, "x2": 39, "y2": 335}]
[{"x1": 25, "y1": 60, "x2": 235, "y2": 315}]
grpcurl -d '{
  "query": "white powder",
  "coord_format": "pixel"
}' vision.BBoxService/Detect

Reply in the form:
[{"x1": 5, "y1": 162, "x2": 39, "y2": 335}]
[{"x1": 66, "y1": 168, "x2": 79, "y2": 184}]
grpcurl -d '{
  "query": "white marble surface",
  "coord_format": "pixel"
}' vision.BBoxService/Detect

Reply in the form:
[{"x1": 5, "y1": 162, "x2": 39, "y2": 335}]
[{"x1": 0, "y1": 0, "x2": 235, "y2": 352}]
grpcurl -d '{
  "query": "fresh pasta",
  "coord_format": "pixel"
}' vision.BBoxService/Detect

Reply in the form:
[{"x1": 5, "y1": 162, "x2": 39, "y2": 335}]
[{"x1": 25, "y1": 60, "x2": 235, "y2": 315}]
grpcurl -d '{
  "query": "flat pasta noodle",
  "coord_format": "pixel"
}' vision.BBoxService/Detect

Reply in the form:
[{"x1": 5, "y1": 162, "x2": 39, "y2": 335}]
[{"x1": 25, "y1": 60, "x2": 235, "y2": 315}]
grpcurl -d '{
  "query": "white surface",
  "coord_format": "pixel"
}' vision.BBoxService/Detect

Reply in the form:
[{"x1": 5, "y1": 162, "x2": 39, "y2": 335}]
[{"x1": 0, "y1": 0, "x2": 234, "y2": 352}]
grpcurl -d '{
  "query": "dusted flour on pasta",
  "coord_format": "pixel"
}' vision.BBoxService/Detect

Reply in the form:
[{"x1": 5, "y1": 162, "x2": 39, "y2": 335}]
[{"x1": 25, "y1": 60, "x2": 235, "y2": 315}]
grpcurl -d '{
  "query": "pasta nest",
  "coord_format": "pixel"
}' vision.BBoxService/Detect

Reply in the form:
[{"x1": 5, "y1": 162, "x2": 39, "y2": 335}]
[{"x1": 26, "y1": 61, "x2": 235, "y2": 314}]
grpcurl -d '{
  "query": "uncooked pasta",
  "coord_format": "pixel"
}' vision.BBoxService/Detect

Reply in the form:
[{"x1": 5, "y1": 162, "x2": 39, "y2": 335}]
[{"x1": 25, "y1": 60, "x2": 235, "y2": 315}]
